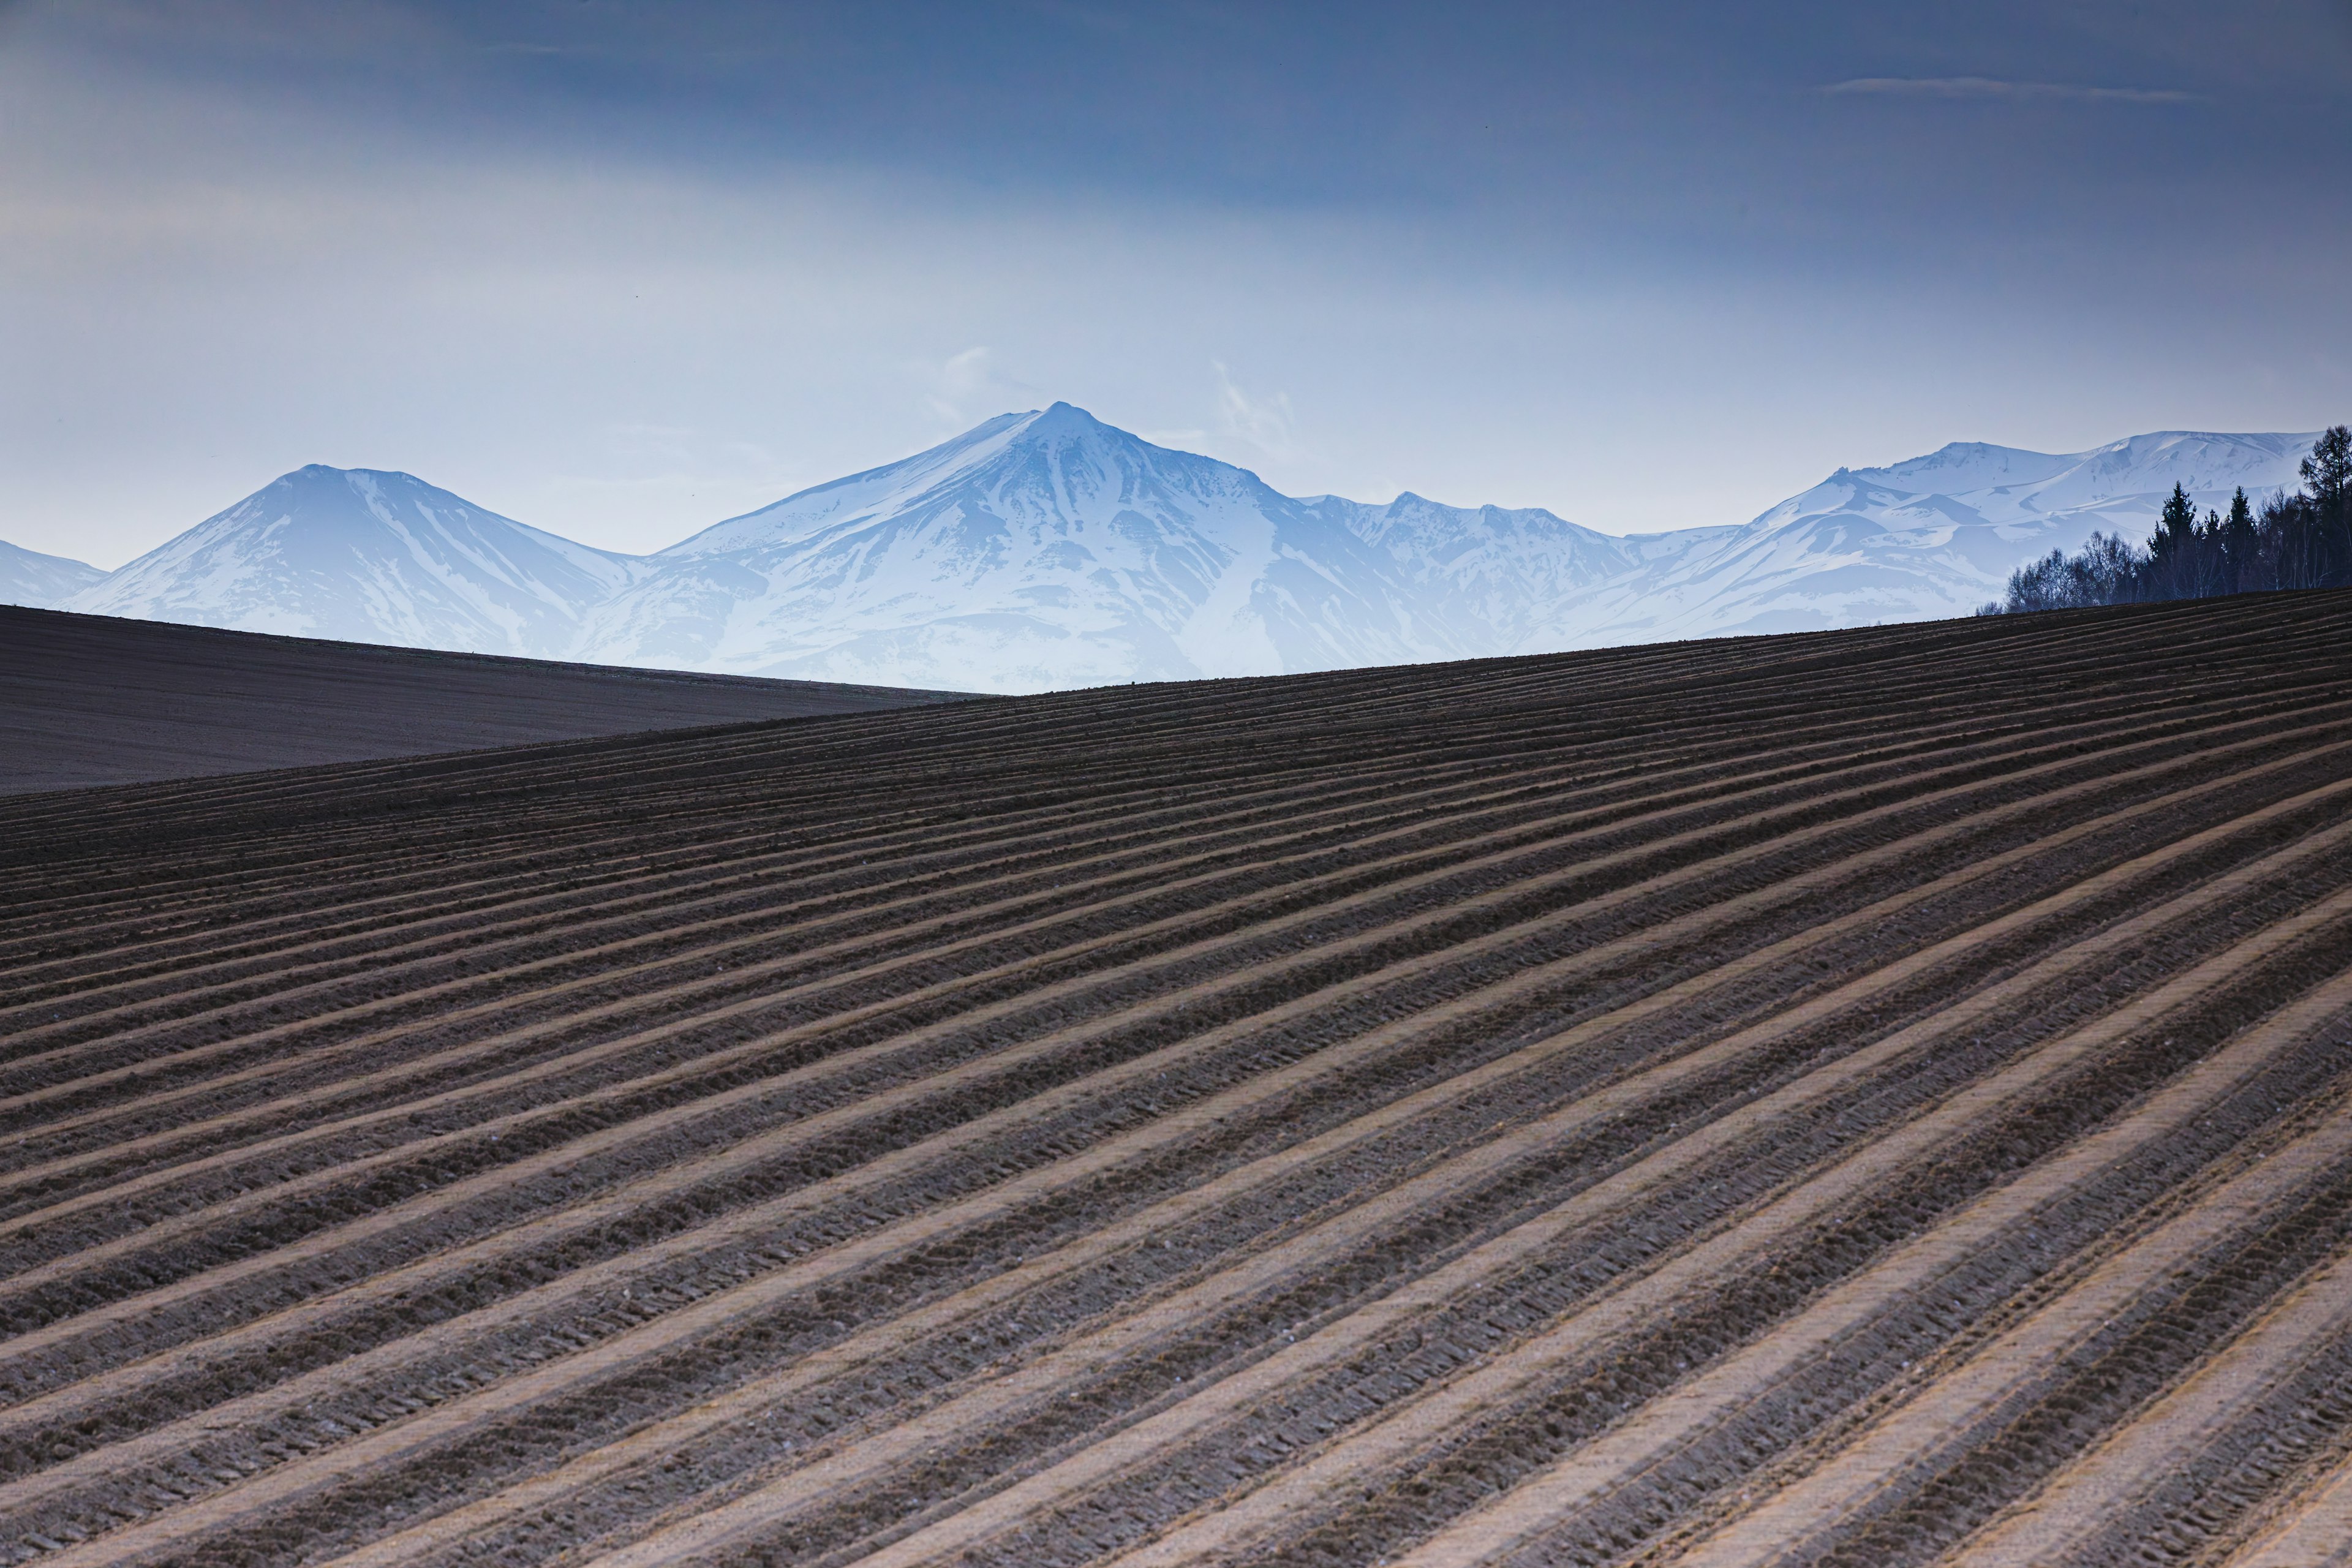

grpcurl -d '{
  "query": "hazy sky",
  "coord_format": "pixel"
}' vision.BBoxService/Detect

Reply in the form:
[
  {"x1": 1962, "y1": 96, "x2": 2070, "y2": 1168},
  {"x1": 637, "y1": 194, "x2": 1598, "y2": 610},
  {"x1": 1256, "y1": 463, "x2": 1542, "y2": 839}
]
[{"x1": 6, "y1": 1, "x2": 2350, "y2": 567}]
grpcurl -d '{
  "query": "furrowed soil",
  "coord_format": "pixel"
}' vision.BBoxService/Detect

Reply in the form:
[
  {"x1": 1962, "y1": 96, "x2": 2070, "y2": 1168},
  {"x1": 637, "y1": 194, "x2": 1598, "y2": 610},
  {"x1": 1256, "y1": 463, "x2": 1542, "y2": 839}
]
[{"x1": 4, "y1": 592, "x2": 2351, "y2": 1568}]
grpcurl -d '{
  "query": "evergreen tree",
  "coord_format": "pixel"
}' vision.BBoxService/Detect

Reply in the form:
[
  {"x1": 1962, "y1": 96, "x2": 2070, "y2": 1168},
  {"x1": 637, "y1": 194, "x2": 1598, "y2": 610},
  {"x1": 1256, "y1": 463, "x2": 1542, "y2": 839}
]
[
  {"x1": 2303, "y1": 425, "x2": 2352, "y2": 585},
  {"x1": 2196, "y1": 508, "x2": 2226, "y2": 596},
  {"x1": 2146, "y1": 482, "x2": 2198, "y2": 598},
  {"x1": 2304, "y1": 425, "x2": 2351, "y2": 513},
  {"x1": 2222, "y1": 486, "x2": 2257, "y2": 590}
]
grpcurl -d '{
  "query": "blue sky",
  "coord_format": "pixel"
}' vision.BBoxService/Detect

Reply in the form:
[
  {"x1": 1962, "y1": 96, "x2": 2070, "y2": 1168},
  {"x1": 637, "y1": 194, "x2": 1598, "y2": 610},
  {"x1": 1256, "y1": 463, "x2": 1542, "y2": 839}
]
[{"x1": 5, "y1": 0, "x2": 2349, "y2": 565}]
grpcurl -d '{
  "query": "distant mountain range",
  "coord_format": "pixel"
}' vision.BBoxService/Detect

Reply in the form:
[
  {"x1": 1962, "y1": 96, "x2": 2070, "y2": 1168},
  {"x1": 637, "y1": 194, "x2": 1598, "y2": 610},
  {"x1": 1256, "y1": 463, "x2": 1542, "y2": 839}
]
[{"x1": 5, "y1": 407, "x2": 2322, "y2": 692}]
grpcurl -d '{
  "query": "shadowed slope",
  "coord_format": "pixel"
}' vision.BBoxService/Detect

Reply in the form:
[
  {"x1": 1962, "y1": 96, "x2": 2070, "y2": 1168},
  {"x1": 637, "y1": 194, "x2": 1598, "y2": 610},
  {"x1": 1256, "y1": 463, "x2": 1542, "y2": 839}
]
[{"x1": 0, "y1": 607, "x2": 969, "y2": 794}]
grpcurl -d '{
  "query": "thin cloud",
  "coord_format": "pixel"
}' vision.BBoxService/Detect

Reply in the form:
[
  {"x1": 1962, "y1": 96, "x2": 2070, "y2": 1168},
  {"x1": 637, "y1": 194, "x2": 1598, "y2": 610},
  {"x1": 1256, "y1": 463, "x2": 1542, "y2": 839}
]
[
  {"x1": 921, "y1": 345, "x2": 1033, "y2": 429},
  {"x1": 1213, "y1": 362, "x2": 1303, "y2": 465},
  {"x1": 1825, "y1": 76, "x2": 2201, "y2": 105}
]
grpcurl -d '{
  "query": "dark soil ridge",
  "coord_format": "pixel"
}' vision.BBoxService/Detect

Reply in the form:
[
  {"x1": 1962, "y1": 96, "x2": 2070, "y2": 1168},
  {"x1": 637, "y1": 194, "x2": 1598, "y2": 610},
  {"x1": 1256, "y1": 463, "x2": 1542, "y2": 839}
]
[{"x1": 0, "y1": 606, "x2": 969, "y2": 797}]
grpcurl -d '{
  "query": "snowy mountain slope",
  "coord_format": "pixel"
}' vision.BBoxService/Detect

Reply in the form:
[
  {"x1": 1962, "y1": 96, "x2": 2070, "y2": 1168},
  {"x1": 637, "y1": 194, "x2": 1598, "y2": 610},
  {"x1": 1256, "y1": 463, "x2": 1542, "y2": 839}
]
[
  {"x1": 1518, "y1": 429, "x2": 2321, "y2": 650},
  {"x1": 1297, "y1": 493, "x2": 1673, "y2": 653},
  {"x1": 663, "y1": 412, "x2": 1041, "y2": 557},
  {"x1": 68, "y1": 466, "x2": 641, "y2": 659},
  {"x1": 577, "y1": 403, "x2": 1448, "y2": 692},
  {"x1": 1, "y1": 538, "x2": 104, "y2": 608}
]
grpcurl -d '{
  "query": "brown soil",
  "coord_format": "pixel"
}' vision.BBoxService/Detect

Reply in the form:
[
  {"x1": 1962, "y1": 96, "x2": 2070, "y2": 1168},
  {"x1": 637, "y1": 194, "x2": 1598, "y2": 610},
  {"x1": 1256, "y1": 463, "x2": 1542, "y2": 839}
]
[{"x1": 3, "y1": 593, "x2": 2351, "y2": 1567}]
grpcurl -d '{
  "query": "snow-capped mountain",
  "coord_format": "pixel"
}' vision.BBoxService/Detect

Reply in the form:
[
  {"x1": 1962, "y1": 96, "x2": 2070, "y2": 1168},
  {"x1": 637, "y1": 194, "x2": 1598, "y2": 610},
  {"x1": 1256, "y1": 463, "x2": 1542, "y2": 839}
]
[
  {"x1": 579, "y1": 415, "x2": 2313, "y2": 688},
  {"x1": 46, "y1": 414, "x2": 2328, "y2": 692},
  {"x1": 67, "y1": 466, "x2": 640, "y2": 659},
  {"x1": 1, "y1": 538, "x2": 104, "y2": 608},
  {"x1": 578, "y1": 404, "x2": 1446, "y2": 690},
  {"x1": 1525, "y1": 429, "x2": 2321, "y2": 649}
]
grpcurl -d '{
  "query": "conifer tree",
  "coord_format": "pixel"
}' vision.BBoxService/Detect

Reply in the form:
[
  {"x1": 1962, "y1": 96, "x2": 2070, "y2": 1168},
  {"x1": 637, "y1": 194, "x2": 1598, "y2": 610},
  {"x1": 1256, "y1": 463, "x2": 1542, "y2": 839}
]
[
  {"x1": 2304, "y1": 426, "x2": 2351, "y2": 513},
  {"x1": 2147, "y1": 482, "x2": 2198, "y2": 597},
  {"x1": 2304, "y1": 426, "x2": 2352, "y2": 585},
  {"x1": 2222, "y1": 486, "x2": 2256, "y2": 590}
]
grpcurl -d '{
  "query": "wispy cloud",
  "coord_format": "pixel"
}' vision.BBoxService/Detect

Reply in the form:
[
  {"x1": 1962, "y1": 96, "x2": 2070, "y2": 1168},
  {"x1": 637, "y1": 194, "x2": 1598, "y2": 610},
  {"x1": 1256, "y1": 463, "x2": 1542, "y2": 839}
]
[
  {"x1": 921, "y1": 345, "x2": 1032, "y2": 428},
  {"x1": 1824, "y1": 76, "x2": 2201, "y2": 105},
  {"x1": 1212, "y1": 362, "x2": 1303, "y2": 465}
]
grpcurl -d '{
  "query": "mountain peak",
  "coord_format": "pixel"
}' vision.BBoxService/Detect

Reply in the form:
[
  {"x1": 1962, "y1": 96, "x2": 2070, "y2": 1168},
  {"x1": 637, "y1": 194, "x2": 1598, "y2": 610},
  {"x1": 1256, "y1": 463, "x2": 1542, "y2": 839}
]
[
  {"x1": 273, "y1": 463, "x2": 438, "y2": 494},
  {"x1": 1015, "y1": 401, "x2": 1123, "y2": 445},
  {"x1": 664, "y1": 402, "x2": 1247, "y2": 558},
  {"x1": 70, "y1": 463, "x2": 634, "y2": 655}
]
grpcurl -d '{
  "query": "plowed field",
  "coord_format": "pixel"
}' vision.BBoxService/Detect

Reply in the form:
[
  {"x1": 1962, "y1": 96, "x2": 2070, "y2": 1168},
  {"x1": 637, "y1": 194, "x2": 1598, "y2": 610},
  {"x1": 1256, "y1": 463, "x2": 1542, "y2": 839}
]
[{"x1": 6, "y1": 591, "x2": 2352, "y2": 1567}]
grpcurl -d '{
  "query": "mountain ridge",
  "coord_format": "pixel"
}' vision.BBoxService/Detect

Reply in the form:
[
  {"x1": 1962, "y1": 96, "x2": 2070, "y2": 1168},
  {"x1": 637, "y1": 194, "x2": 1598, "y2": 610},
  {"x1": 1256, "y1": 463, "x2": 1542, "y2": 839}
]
[{"x1": 21, "y1": 410, "x2": 2326, "y2": 689}]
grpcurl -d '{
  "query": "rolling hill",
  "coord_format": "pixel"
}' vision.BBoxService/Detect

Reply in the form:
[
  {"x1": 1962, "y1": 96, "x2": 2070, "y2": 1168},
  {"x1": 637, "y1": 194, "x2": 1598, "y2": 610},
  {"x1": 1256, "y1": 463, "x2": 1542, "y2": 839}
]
[{"x1": 0, "y1": 606, "x2": 965, "y2": 794}]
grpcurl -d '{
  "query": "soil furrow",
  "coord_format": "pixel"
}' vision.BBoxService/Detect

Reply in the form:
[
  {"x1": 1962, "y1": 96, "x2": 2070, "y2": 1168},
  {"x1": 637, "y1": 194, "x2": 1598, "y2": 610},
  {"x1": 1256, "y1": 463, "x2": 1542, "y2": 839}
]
[
  {"x1": 36, "y1": 761, "x2": 2339, "y2": 1563},
  {"x1": 925, "y1": 884, "x2": 2352, "y2": 1568}
]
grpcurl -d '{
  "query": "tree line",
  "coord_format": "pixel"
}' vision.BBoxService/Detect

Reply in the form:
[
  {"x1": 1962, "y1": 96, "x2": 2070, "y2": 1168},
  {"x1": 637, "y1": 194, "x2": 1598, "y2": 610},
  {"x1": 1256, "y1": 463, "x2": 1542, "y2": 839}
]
[{"x1": 1983, "y1": 425, "x2": 2351, "y2": 614}]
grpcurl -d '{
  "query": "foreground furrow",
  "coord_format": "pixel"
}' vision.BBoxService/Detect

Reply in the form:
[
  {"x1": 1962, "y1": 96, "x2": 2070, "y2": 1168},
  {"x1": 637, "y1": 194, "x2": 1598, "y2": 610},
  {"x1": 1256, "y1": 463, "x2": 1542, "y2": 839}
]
[
  {"x1": 1398, "y1": 978, "x2": 2352, "y2": 1568},
  {"x1": 771, "y1": 853, "x2": 2352, "y2": 1568},
  {"x1": 261, "y1": 766, "x2": 2352, "y2": 1568},
  {"x1": 45, "y1": 809, "x2": 2342, "y2": 1568},
  {"x1": 2233, "y1": 1454, "x2": 2352, "y2": 1568},
  {"x1": 10, "y1": 702, "x2": 2339, "y2": 1446},
  {"x1": 13, "y1": 757, "x2": 2334, "y2": 1561}
]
